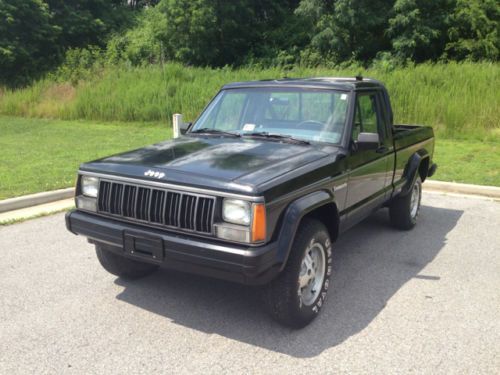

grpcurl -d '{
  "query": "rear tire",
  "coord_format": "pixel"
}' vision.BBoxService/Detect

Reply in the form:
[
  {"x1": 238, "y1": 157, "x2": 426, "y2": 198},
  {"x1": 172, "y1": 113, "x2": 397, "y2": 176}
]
[
  {"x1": 262, "y1": 218, "x2": 332, "y2": 328},
  {"x1": 389, "y1": 177, "x2": 422, "y2": 230},
  {"x1": 95, "y1": 245, "x2": 158, "y2": 280}
]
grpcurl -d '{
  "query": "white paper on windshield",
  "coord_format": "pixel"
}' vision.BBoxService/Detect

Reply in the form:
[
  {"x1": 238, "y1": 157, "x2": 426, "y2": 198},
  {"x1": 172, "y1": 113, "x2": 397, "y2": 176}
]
[{"x1": 243, "y1": 123, "x2": 256, "y2": 131}]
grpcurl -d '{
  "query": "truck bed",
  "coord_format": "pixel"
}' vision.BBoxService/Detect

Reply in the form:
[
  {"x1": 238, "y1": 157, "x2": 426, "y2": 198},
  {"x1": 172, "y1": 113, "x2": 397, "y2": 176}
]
[{"x1": 393, "y1": 124, "x2": 434, "y2": 150}]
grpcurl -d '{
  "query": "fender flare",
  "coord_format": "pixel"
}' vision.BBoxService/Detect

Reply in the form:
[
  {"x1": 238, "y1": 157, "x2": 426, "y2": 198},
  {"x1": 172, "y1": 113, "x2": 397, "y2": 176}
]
[
  {"x1": 402, "y1": 150, "x2": 429, "y2": 195},
  {"x1": 274, "y1": 190, "x2": 336, "y2": 271}
]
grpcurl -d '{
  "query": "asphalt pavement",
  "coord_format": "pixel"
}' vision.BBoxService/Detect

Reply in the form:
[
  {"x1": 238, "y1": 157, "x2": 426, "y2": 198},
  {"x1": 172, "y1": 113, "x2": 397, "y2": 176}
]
[{"x1": 1, "y1": 192, "x2": 499, "y2": 374}]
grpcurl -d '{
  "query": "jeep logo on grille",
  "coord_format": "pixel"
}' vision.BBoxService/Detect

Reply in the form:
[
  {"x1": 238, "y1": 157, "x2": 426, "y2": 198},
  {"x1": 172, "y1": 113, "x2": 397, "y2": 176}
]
[{"x1": 144, "y1": 169, "x2": 165, "y2": 179}]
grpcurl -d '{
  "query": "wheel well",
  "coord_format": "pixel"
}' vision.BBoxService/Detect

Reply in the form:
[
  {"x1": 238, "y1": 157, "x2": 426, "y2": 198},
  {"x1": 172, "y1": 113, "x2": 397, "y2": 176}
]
[
  {"x1": 303, "y1": 203, "x2": 339, "y2": 242},
  {"x1": 419, "y1": 157, "x2": 429, "y2": 182}
]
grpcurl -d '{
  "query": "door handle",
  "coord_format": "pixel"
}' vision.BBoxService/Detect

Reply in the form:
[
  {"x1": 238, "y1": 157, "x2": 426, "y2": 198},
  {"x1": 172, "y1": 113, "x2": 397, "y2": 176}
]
[{"x1": 376, "y1": 146, "x2": 388, "y2": 153}]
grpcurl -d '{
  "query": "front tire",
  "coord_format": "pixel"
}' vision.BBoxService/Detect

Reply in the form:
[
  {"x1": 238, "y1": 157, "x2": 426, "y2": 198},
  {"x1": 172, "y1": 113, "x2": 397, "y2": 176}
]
[
  {"x1": 95, "y1": 245, "x2": 159, "y2": 280},
  {"x1": 262, "y1": 218, "x2": 332, "y2": 328},
  {"x1": 389, "y1": 176, "x2": 422, "y2": 230}
]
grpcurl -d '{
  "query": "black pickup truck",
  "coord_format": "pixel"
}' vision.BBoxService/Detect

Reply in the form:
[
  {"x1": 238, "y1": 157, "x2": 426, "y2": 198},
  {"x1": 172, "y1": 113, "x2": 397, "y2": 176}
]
[{"x1": 66, "y1": 77, "x2": 437, "y2": 328}]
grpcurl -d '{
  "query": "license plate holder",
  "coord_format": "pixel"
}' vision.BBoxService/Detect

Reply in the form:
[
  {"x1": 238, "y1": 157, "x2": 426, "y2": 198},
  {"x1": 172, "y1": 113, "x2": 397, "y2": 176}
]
[{"x1": 124, "y1": 231, "x2": 164, "y2": 263}]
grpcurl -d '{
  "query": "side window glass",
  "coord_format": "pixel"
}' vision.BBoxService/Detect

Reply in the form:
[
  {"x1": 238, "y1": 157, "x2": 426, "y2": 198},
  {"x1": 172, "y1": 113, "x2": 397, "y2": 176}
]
[{"x1": 353, "y1": 93, "x2": 381, "y2": 139}]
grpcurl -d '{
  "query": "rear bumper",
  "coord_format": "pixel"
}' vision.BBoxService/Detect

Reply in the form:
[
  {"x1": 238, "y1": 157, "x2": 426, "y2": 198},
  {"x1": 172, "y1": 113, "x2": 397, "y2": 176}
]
[{"x1": 65, "y1": 210, "x2": 281, "y2": 285}]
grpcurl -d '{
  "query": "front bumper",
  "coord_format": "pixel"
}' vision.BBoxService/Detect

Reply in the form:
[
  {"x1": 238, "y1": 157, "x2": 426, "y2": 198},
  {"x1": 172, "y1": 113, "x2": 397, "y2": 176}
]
[{"x1": 65, "y1": 210, "x2": 281, "y2": 285}]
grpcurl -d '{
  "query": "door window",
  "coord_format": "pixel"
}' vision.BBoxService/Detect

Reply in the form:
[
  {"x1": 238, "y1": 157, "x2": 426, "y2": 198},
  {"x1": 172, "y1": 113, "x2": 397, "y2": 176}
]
[{"x1": 353, "y1": 93, "x2": 382, "y2": 140}]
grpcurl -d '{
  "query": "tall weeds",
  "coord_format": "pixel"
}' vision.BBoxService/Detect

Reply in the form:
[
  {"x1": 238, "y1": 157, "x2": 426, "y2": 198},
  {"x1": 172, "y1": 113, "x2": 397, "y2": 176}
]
[{"x1": 1, "y1": 62, "x2": 498, "y2": 140}]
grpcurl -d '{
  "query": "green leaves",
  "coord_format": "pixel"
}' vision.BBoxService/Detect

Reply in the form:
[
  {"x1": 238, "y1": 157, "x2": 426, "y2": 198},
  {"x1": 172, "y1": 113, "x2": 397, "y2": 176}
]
[
  {"x1": 0, "y1": 0, "x2": 499, "y2": 87},
  {"x1": 388, "y1": 0, "x2": 452, "y2": 62},
  {"x1": 0, "y1": 0, "x2": 133, "y2": 87},
  {"x1": 445, "y1": 0, "x2": 499, "y2": 61},
  {"x1": 0, "y1": 0, "x2": 60, "y2": 87}
]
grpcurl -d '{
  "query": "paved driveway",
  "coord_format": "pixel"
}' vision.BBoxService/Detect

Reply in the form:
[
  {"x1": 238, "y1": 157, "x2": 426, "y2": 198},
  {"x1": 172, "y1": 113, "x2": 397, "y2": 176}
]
[{"x1": 1, "y1": 192, "x2": 499, "y2": 374}]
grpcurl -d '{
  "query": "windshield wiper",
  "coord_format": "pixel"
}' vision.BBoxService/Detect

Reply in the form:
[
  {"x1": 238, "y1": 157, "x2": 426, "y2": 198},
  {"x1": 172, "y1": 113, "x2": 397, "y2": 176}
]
[
  {"x1": 242, "y1": 132, "x2": 310, "y2": 145},
  {"x1": 189, "y1": 128, "x2": 240, "y2": 137}
]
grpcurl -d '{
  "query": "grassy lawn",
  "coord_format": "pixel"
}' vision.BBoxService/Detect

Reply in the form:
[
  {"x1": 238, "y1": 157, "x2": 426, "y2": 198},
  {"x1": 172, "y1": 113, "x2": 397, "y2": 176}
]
[
  {"x1": 0, "y1": 116, "x2": 170, "y2": 200},
  {"x1": 0, "y1": 116, "x2": 498, "y2": 200},
  {"x1": 431, "y1": 138, "x2": 499, "y2": 187}
]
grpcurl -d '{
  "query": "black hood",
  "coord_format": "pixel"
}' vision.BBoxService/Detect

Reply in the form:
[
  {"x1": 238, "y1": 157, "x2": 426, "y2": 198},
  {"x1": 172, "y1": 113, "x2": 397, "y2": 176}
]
[{"x1": 80, "y1": 136, "x2": 341, "y2": 194}]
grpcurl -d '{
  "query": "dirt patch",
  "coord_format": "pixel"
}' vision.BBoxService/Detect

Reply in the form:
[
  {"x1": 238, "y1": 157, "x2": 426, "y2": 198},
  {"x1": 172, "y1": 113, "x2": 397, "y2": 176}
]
[{"x1": 43, "y1": 83, "x2": 76, "y2": 103}]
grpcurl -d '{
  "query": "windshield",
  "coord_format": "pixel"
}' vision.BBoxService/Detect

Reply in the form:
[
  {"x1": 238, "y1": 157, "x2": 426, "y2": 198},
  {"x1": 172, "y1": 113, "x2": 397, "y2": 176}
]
[{"x1": 191, "y1": 87, "x2": 350, "y2": 144}]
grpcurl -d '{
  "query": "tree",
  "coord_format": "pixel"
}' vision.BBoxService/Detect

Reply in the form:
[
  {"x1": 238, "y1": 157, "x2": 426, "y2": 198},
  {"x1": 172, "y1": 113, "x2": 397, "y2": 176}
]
[
  {"x1": 296, "y1": 0, "x2": 393, "y2": 65},
  {"x1": 154, "y1": 0, "x2": 218, "y2": 65},
  {"x1": 113, "y1": 0, "x2": 298, "y2": 67},
  {"x1": 107, "y1": 5, "x2": 168, "y2": 65},
  {"x1": 0, "y1": 0, "x2": 60, "y2": 87},
  {"x1": 445, "y1": 0, "x2": 499, "y2": 61},
  {"x1": 126, "y1": 0, "x2": 160, "y2": 9},
  {"x1": 155, "y1": 0, "x2": 263, "y2": 66},
  {"x1": 46, "y1": 0, "x2": 133, "y2": 50},
  {"x1": 388, "y1": 0, "x2": 452, "y2": 62}
]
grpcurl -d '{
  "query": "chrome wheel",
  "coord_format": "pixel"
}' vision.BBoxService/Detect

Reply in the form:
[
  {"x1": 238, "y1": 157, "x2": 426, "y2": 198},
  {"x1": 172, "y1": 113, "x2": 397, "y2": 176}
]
[
  {"x1": 410, "y1": 182, "x2": 421, "y2": 219},
  {"x1": 298, "y1": 242, "x2": 326, "y2": 306}
]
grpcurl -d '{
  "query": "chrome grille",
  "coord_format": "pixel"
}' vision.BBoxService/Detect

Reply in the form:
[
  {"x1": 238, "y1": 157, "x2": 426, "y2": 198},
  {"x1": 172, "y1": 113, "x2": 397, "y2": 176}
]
[{"x1": 97, "y1": 180, "x2": 215, "y2": 234}]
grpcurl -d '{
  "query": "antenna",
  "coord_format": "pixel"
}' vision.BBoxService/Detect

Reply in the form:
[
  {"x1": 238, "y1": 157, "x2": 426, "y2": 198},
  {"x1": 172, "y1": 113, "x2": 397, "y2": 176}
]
[{"x1": 355, "y1": 75, "x2": 363, "y2": 81}]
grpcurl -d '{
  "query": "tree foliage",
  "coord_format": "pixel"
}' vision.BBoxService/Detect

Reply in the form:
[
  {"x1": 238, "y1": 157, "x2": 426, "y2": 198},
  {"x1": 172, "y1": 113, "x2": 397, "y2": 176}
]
[
  {"x1": 46, "y1": 0, "x2": 132, "y2": 49},
  {"x1": 445, "y1": 0, "x2": 499, "y2": 61},
  {"x1": 0, "y1": 0, "x2": 499, "y2": 87},
  {"x1": 297, "y1": 0, "x2": 393, "y2": 65},
  {"x1": 109, "y1": 0, "x2": 299, "y2": 67},
  {"x1": 0, "y1": 0, "x2": 132, "y2": 87},
  {"x1": 388, "y1": 0, "x2": 452, "y2": 62},
  {"x1": 0, "y1": 0, "x2": 59, "y2": 87}
]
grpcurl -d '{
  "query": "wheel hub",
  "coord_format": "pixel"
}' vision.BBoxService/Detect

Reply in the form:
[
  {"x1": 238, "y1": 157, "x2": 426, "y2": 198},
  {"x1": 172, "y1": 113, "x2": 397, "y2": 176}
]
[
  {"x1": 410, "y1": 182, "x2": 420, "y2": 219},
  {"x1": 298, "y1": 242, "x2": 326, "y2": 306}
]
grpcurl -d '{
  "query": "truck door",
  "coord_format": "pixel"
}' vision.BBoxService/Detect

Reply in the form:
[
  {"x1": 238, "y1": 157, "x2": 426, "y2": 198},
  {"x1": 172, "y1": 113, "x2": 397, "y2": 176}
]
[{"x1": 344, "y1": 90, "x2": 393, "y2": 225}]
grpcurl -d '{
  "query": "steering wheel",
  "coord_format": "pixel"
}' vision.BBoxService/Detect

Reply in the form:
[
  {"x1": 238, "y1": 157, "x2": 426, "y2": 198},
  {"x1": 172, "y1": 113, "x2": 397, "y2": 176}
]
[{"x1": 295, "y1": 120, "x2": 325, "y2": 130}]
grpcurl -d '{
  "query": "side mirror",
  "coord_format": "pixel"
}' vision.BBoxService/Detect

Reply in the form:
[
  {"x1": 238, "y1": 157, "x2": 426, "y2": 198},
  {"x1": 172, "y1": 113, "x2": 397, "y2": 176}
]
[
  {"x1": 180, "y1": 122, "x2": 192, "y2": 135},
  {"x1": 356, "y1": 132, "x2": 380, "y2": 150}
]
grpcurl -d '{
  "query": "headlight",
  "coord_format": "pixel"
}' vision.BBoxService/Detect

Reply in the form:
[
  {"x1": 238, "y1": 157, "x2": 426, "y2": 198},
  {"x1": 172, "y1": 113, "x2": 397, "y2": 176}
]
[
  {"x1": 222, "y1": 199, "x2": 251, "y2": 225},
  {"x1": 216, "y1": 202, "x2": 266, "y2": 243},
  {"x1": 81, "y1": 176, "x2": 99, "y2": 198},
  {"x1": 76, "y1": 196, "x2": 97, "y2": 212}
]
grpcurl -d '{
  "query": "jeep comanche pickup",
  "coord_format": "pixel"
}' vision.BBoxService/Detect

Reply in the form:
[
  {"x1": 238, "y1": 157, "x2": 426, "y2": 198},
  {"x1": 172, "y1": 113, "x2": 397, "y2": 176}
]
[{"x1": 66, "y1": 77, "x2": 437, "y2": 328}]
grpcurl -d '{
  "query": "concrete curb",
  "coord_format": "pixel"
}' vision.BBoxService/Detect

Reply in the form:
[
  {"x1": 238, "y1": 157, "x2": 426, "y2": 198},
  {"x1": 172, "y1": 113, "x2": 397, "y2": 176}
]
[
  {"x1": 0, "y1": 188, "x2": 74, "y2": 213},
  {"x1": 0, "y1": 198, "x2": 75, "y2": 224},
  {"x1": 424, "y1": 180, "x2": 500, "y2": 199}
]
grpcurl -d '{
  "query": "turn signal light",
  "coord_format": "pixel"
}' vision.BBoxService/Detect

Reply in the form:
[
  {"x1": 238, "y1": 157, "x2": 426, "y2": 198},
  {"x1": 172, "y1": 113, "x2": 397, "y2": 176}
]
[{"x1": 251, "y1": 203, "x2": 266, "y2": 242}]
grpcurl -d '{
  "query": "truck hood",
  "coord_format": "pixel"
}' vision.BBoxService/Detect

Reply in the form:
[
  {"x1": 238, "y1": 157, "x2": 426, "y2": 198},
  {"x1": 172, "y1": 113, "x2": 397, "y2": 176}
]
[{"x1": 80, "y1": 136, "x2": 337, "y2": 194}]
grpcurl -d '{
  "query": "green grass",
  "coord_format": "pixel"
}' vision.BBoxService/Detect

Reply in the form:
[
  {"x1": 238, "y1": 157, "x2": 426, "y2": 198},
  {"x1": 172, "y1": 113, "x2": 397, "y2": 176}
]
[
  {"x1": 431, "y1": 139, "x2": 499, "y2": 186},
  {"x1": 0, "y1": 116, "x2": 498, "y2": 201},
  {"x1": 0, "y1": 62, "x2": 498, "y2": 141},
  {"x1": 0, "y1": 116, "x2": 170, "y2": 199},
  {"x1": 0, "y1": 62, "x2": 498, "y2": 198}
]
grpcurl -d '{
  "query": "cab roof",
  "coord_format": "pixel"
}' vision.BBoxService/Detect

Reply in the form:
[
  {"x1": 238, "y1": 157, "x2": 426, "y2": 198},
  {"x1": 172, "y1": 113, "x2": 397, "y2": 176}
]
[{"x1": 222, "y1": 77, "x2": 385, "y2": 91}]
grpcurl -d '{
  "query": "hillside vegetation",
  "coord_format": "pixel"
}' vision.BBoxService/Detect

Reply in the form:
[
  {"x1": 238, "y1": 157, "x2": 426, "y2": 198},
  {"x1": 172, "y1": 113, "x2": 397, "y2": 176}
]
[
  {"x1": 1, "y1": 1, "x2": 498, "y2": 88},
  {"x1": 0, "y1": 62, "x2": 498, "y2": 141},
  {"x1": 1, "y1": 1, "x2": 498, "y2": 201}
]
